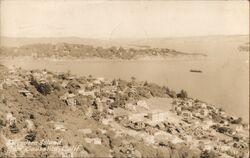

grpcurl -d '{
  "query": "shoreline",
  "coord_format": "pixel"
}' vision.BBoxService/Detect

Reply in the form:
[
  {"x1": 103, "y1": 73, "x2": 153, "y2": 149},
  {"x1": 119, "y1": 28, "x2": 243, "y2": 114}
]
[
  {"x1": 0, "y1": 55, "x2": 248, "y2": 123},
  {"x1": 0, "y1": 65, "x2": 248, "y2": 157},
  {"x1": 0, "y1": 55, "x2": 208, "y2": 62}
]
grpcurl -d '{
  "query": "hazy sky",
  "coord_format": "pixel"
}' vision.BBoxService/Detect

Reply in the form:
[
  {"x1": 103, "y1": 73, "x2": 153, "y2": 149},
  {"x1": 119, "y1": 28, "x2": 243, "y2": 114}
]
[{"x1": 1, "y1": 0, "x2": 249, "y2": 39}]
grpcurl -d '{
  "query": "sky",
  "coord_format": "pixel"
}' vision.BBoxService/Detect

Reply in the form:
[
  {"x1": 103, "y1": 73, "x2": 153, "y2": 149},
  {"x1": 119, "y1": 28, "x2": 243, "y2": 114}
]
[{"x1": 0, "y1": 0, "x2": 249, "y2": 39}]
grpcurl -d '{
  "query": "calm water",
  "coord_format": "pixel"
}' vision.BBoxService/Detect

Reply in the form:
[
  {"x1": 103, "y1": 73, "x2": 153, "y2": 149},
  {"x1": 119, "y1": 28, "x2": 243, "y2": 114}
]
[{"x1": 1, "y1": 37, "x2": 249, "y2": 122}]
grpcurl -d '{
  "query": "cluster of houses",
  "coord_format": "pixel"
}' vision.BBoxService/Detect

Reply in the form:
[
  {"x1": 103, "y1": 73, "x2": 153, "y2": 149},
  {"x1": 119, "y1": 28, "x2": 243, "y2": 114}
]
[{"x1": 0, "y1": 66, "x2": 249, "y2": 158}]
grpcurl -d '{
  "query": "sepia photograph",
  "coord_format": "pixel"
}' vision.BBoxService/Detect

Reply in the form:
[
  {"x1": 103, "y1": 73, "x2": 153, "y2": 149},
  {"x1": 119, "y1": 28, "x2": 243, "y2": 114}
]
[{"x1": 0, "y1": 0, "x2": 249, "y2": 157}]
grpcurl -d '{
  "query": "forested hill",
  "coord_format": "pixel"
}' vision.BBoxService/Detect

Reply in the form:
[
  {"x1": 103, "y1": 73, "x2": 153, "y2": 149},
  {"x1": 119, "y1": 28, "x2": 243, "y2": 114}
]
[{"x1": 0, "y1": 43, "x2": 206, "y2": 59}]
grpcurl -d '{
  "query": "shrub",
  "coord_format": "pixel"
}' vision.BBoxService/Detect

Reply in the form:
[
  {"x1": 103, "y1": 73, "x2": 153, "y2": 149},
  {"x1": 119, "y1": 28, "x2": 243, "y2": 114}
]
[
  {"x1": 144, "y1": 83, "x2": 166, "y2": 97},
  {"x1": 167, "y1": 90, "x2": 177, "y2": 98},
  {"x1": 231, "y1": 117, "x2": 242, "y2": 124},
  {"x1": 131, "y1": 76, "x2": 136, "y2": 82},
  {"x1": 30, "y1": 78, "x2": 51, "y2": 95},
  {"x1": 200, "y1": 150, "x2": 218, "y2": 158},
  {"x1": 177, "y1": 90, "x2": 188, "y2": 99}
]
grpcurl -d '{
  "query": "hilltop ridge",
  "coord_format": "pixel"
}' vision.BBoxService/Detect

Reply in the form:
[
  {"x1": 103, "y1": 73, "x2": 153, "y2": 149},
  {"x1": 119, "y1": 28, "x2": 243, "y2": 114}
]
[{"x1": 0, "y1": 43, "x2": 206, "y2": 60}]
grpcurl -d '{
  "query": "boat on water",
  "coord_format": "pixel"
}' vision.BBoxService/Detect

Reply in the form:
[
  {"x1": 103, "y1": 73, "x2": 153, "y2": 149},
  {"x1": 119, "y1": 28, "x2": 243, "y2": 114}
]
[{"x1": 190, "y1": 69, "x2": 202, "y2": 73}]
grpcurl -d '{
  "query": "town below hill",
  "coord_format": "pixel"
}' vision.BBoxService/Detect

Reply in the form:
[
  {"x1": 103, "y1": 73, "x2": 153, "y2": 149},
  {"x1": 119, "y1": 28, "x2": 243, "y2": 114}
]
[
  {"x1": 0, "y1": 65, "x2": 248, "y2": 157},
  {"x1": 0, "y1": 43, "x2": 207, "y2": 60}
]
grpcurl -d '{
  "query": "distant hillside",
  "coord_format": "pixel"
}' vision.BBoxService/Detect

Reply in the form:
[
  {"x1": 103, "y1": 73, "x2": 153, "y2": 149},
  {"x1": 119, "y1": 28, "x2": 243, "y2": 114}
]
[
  {"x1": 1, "y1": 35, "x2": 248, "y2": 48},
  {"x1": 0, "y1": 36, "x2": 111, "y2": 48},
  {"x1": 0, "y1": 43, "x2": 206, "y2": 60},
  {"x1": 1, "y1": 35, "x2": 248, "y2": 57}
]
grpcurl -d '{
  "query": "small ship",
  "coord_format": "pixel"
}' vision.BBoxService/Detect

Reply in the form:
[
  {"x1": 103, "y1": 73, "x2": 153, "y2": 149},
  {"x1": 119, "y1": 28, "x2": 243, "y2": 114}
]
[{"x1": 190, "y1": 69, "x2": 202, "y2": 73}]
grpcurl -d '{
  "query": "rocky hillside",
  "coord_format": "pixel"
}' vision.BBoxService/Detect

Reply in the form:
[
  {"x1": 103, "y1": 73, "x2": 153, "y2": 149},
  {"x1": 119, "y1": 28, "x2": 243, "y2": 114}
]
[
  {"x1": 0, "y1": 43, "x2": 206, "y2": 60},
  {"x1": 0, "y1": 65, "x2": 248, "y2": 157}
]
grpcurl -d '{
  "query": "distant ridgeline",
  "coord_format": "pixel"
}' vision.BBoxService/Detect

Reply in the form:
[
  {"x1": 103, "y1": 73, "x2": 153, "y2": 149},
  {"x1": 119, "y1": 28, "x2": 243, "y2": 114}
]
[{"x1": 0, "y1": 43, "x2": 206, "y2": 59}]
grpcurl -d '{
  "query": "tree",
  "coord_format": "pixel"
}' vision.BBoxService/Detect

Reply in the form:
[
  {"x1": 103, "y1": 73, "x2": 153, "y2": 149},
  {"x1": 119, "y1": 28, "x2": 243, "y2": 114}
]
[
  {"x1": 231, "y1": 117, "x2": 242, "y2": 124},
  {"x1": 131, "y1": 76, "x2": 136, "y2": 82},
  {"x1": 168, "y1": 90, "x2": 177, "y2": 98},
  {"x1": 177, "y1": 90, "x2": 188, "y2": 99}
]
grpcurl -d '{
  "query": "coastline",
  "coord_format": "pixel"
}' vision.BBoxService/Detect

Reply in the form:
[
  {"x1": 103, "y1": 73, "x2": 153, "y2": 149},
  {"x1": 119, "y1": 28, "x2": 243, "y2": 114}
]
[
  {"x1": 0, "y1": 55, "x2": 248, "y2": 124},
  {"x1": 0, "y1": 65, "x2": 248, "y2": 157},
  {"x1": 0, "y1": 55, "x2": 208, "y2": 62}
]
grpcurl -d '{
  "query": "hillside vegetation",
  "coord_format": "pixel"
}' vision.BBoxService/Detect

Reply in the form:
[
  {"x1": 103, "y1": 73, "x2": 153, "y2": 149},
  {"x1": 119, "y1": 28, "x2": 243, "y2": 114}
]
[
  {"x1": 0, "y1": 43, "x2": 206, "y2": 60},
  {"x1": 0, "y1": 65, "x2": 248, "y2": 157}
]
